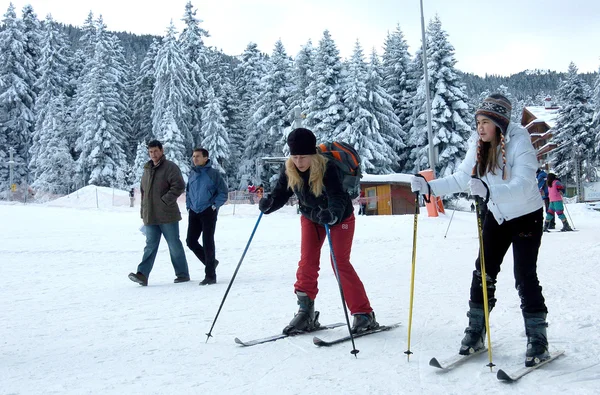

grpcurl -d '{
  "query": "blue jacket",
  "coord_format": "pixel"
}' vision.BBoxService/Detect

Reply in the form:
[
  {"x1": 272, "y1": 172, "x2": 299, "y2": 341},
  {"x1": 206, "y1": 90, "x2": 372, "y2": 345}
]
[
  {"x1": 536, "y1": 170, "x2": 548, "y2": 199},
  {"x1": 186, "y1": 160, "x2": 228, "y2": 213}
]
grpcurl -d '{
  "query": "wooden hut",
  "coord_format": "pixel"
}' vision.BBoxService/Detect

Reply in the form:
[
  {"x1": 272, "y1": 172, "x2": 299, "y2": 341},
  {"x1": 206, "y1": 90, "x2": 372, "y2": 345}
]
[{"x1": 359, "y1": 173, "x2": 415, "y2": 215}]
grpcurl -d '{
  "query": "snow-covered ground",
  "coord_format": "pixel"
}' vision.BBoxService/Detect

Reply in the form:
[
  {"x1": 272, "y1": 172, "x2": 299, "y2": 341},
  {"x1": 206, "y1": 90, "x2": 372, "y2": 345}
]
[{"x1": 2, "y1": 191, "x2": 599, "y2": 394}]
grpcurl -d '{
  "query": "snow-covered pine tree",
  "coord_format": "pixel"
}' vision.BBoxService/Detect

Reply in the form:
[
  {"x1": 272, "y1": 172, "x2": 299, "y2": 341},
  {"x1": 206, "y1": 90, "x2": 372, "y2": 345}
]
[
  {"x1": 21, "y1": 4, "x2": 42, "y2": 96},
  {"x1": 289, "y1": 40, "x2": 315, "y2": 118},
  {"x1": 132, "y1": 39, "x2": 159, "y2": 144},
  {"x1": 246, "y1": 40, "x2": 293, "y2": 171},
  {"x1": 107, "y1": 34, "x2": 133, "y2": 160},
  {"x1": 337, "y1": 41, "x2": 396, "y2": 174},
  {"x1": 157, "y1": 108, "x2": 190, "y2": 177},
  {"x1": 234, "y1": 42, "x2": 267, "y2": 182},
  {"x1": 592, "y1": 65, "x2": 600, "y2": 165},
  {"x1": 0, "y1": 3, "x2": 36, "y2": 187},
  {"x1": 219, "y1": 67, "x2": 245, "y2": 187},
  {"x1": 241, "y1": 40, "x2": 294, "y2": 184},
  {"x1": 408, "y1": 16, "x2": 472, "y2": 177},
  {"x1": 404, "y1": 48, "x2": 426, "y2": 173},
  {"x1": 382, "y1": 24, "x2": 412, "y2": 133},
  {"x1": 131, "y1": 141, "x2": 149, "y2": 186},
  {"x1": 70, "y1": 11, "x2": 97, "y2": 155},
  {"x1": 30, "y1": 15, "x2": 71, "y2": 182},
  {"x1": 31, "y1": 94, "x2": 75, "y2": 194},
  {"x1": 305, "y1": 30, "x2": 346, "y2": 142},
  {"x1": 201, "y1": 87, "x2": 230, "y2": 174},
  {"x1": 236, "y1": 42, "x2": 266, "y2": 118},
  {"x1": 366, "y1": 49, "x2": 405, "y2": 172},
  {"x1": 152, "y1": 22, "x2": 193, "y2": 153},
  {"x1": 179, "y1": 1, "x2": 210, "y2": 147},
  {"x1": 552, "y1": 62, "x2": 594, "y2": 181},
  {"x1": 76, "y1": 16, "x2": 128, "y2": 187}
]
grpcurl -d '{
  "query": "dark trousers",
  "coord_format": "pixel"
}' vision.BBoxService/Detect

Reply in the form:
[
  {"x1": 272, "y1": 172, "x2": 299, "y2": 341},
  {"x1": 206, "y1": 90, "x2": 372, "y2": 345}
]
[
  {"x1": 470, "y1": 208, "x2": 547, "y2": 314},
  {"x1": 186, "y1": 208, "x2": 218, "y2": 279}
]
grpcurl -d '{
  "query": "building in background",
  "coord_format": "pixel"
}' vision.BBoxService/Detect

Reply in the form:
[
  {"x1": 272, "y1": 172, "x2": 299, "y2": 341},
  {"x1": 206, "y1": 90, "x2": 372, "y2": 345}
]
[{"x1": 521, "y1": 97, "x2": 560, "y2": 169}]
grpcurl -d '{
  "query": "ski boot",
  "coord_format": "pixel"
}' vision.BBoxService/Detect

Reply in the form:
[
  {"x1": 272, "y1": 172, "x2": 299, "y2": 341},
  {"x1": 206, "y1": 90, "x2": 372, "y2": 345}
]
[
  {"x1": 351, "y1": 312, "x2": 379, "y2": 334},
  {"x1": 524, "y1": 311, "x2": 550, "y2": 367},
  {"x1": 543, "y1": 221, "x2": 550, "y2": 233},
  {"x1": 282, "y1": 291, "x2": 320, "y2": 335},
  {"x1": 560, "y1": 219, "x2": 573, "y2": 232},
  {"x1": 459, "y1": 301, "x2": 487, "y2": 355}
]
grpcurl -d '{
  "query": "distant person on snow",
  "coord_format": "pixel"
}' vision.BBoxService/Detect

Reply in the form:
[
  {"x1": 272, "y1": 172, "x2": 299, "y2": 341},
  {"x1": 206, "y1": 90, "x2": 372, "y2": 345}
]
[
  {"x1": 185, "y1": 148, "x2": 228, "y2": 286},
  {"x1": 128, "y1": 140, "x2": 190, "y2": 286},
  {"x1": 258, "y1": 128, "x2": 379, "y2": 335},
  {"x1": 129, "y1": 188, "x2": 135, "y2": 207},
  {"x1": 544, "y1": 173, "x2": 572, "y2": 232},
  {"x1": 536, "y1": 168, "x2": 556, "y2": 229},
  {"x1": 410, "y1": 94, "x2": 551, "y2": 367}
]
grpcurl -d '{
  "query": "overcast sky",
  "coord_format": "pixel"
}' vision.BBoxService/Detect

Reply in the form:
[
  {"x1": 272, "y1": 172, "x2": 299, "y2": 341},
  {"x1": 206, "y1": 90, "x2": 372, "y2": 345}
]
[{"x1": 5, "y1": 0, "x2": 600, "y2": 77}]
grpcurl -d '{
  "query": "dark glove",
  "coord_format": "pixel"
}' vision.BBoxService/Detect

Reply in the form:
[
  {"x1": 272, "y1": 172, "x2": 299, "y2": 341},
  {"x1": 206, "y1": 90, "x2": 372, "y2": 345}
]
[
  {"x1": 259, "y1": 196, "x2": 274, "y2": 213},
  {"x1": 317, "y1": 208, "x2": 337, "y2": 225}
]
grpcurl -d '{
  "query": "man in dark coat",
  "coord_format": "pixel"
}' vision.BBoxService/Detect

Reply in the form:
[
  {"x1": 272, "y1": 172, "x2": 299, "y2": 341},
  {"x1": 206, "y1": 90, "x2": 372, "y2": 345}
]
[{"x1": 128, "y1": 140, "x2": 190, "y2": 286}]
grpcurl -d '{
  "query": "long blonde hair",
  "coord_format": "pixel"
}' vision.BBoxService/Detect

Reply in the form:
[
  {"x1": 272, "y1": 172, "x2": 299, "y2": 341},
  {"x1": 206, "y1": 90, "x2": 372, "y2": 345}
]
[{"x1": 285, "y1": 154, "x2": 327, "y2": 197}]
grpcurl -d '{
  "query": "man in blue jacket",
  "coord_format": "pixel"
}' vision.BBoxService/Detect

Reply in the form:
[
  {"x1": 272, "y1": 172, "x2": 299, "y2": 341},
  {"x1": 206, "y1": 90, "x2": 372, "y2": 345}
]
[
  {"x1": 186, "y1": 148, "x2": 228, "y2": 285},
  {"x1": 536, "y1": 168, "x2": 555, "y2": 229}
]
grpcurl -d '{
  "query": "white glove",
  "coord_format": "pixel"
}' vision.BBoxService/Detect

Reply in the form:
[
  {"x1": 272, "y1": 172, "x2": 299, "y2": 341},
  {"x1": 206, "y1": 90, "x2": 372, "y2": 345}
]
[
  {"x1": 469, "y1": 178, "x2": 488, "y2": 199},
  {"x1": 410, "y1": 176, "x2": 430, "y2": 193}
]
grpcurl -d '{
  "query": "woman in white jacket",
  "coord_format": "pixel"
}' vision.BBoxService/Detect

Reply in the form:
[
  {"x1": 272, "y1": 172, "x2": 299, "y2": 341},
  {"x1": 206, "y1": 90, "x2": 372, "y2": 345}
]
[{"x1": 411, "y1": 94, "x2": 550, "y2": 367}]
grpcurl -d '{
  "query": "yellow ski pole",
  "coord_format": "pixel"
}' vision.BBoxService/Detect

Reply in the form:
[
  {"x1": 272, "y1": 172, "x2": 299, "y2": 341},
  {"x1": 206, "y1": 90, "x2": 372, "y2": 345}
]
[
  {"x1": 405, "y1": 177, "x2": 430, "y2": 360},
  {"x1": 472, "y1": 177, "x2": 495, "y2": 371}
]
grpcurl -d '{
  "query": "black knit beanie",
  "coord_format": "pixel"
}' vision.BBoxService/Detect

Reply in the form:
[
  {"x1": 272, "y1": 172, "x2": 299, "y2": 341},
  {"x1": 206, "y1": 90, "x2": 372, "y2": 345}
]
[
  {"x1": 475, "y1": 93, "x2": 512, "y2": 134},
  {"x1": 287, "y1": 128, "x2": 317, "y2": 155}
]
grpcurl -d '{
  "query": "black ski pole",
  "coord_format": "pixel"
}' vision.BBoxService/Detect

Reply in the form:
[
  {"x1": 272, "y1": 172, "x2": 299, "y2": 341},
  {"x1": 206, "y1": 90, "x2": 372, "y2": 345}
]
[
  {"x1": 205, "y1": 212, "x2": 263, "y2": 342},
  {"x1": 324, "y1": 223, "x2": 359, "y2": 357}
]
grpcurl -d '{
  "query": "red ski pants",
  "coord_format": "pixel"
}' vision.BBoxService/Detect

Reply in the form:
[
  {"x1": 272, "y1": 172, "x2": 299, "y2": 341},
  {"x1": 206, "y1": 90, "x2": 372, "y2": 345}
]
[{"x1": 295, "y1": 214, "x2": 372, "y2": 315}]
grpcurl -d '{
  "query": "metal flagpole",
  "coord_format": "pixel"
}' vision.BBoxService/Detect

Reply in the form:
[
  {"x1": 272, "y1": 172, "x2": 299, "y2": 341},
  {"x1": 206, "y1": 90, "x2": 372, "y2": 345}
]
[{"x1": 420, "y1": 0, "x2": 436, "y2": 176}]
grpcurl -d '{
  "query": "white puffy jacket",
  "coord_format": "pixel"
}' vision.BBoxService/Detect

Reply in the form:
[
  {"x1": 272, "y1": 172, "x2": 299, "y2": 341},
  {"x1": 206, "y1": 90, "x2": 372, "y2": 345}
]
[{"x1": 429, "y1": 122, "x2": 543, "y2": 224}]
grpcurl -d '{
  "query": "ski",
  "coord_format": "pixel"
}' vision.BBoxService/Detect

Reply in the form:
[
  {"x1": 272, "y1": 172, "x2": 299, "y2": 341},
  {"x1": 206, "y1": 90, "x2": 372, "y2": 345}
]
[
  {"x1": 429, "y1": 347, "x2": 488, "y2": 370},
  {"x1": 496, "y1": 350, "x2": 565, "y2": 382},
  {"x1": 312, "y1": 323, "x2": 401, "y2": 347},
  {"x1": 234, "y1": 322, "x2": 345, "y2": 347}
]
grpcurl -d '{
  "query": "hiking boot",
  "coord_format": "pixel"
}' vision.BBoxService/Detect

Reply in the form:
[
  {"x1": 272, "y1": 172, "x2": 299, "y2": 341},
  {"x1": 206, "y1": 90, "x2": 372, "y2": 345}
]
[
  {"x1": 199, "y1": 276, "x2": 216, "y2": 286},
  {"x1": 459, "y1": 302, "x2": 486, "y2": 355},
  {"x1": 524, "y1": 311, "x2": 550, "y2": 367},
  {"x1": 174, "y1": 276, "x2": 190, "y2": 283},
  {"x1": 128, "y1": 272, "x2": 148, "y2": 286},
  {"x1": 283, "y1": 291, "x2": 320, "y2": 335},
  {"x1": 351, "y1": 312, "x2": 379, "y2": 334}
]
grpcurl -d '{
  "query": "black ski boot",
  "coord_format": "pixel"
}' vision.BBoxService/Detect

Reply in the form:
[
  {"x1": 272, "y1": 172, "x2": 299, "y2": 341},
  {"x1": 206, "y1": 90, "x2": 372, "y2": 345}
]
[
  {"x1": 524, "y1": 311, "x2": 550, "y2": 367},
  {"x1": 549, "y1": 218, "x2": 556, "y2": 229},
  {"x1": 351, "y1": 312, "x2": 379, "y2": 334},
  {"x1": 542, "y1": 221, "x2": 550, "y2": 233},
  {"x1": 282, "y1": 291, "x2": 320, "y2": 335},
  {"x1": 560, "y1": 219, "x2": 573, "y2": 232},
  {"x1": 459, "y1": 302, "x2": 487, "y2": 355}
]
